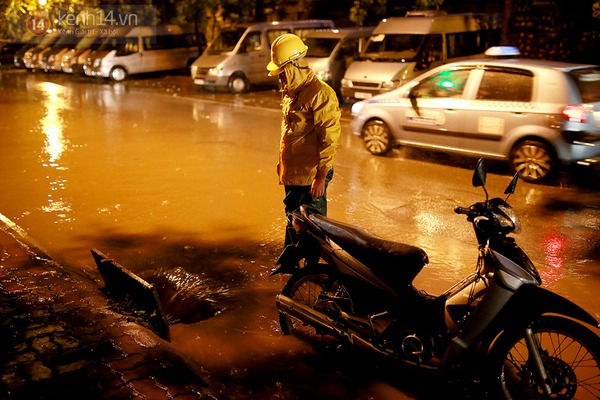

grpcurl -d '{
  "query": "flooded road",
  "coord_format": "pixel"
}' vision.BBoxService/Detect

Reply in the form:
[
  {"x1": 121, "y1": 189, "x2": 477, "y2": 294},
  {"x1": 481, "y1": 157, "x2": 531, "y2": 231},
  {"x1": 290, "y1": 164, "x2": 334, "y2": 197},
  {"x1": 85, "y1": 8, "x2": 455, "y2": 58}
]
[{"x1": 0, "y1": 69, "x2": 598, "y2": 399}]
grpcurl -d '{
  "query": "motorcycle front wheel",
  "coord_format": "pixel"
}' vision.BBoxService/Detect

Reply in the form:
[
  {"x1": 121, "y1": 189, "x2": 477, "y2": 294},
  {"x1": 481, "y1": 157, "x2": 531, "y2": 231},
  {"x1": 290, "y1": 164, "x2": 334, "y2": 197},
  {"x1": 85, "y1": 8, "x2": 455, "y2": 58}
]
[
  {"x1": 488, "y1": 315, "x2": 600, "y2": 400},
  {"x1": 278, "y1": 264, "x2": 354, "y2": 345}
]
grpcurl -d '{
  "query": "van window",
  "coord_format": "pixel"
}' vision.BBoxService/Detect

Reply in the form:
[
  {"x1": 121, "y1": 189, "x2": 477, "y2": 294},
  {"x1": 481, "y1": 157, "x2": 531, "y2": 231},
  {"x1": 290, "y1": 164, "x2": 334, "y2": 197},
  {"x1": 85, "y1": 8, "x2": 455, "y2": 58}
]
[
  {"x1": 416, "y1": 34, "x2": 442, "y2": 71},
  {"x1": 116, "y1": 37, "x2": 138, "y2": 56},
  {"x1": 144, "y1": 34, "x2": 196, "y2": 51},
  {"x1": 447, "y1": 30, "x2": 499, "y2": 59},
  {"x1": 207, "y1": 28, "x2": 247, "y2": 54},
  {"x1": 338, "y1": 38, "x2": 360, "y2": 60},
  {"x1": 476, "y1": 68, "x2": 533, "y2": 102},
  {"x1": 240, "y1": 32, "x2": 261, "y2": 52},
  {"x1": 293, "y1": 28, "x2": 325, "y2": 40},
  {"x1": 305, "y1": 38, "x2": 339, "y2": 58},
  {"x1": 361, "y1": 34, "x2": 425, "y2": 61},
  {"x1": 267, "y1": 29, "x2": 291, "y2": 46},
  {"x1": 416, "y1": 69, "x2": 471, "y2": 98}
]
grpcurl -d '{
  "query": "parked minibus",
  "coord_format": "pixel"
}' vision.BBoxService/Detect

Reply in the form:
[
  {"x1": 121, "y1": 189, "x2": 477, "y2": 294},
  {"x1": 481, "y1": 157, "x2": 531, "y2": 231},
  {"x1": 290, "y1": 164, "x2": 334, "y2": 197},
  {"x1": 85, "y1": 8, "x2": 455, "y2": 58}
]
[
  {"x1": 83, "y1": 27, "x2": 131, "y2": 77},
  {"x1": 190, "y1": 20, "x2": 334, "y2": 93},
  {"x1": 23, "y1": 31, "x2": 61, "y2": 69},
  {"x1": 303, "y1": 27, "x2": 373, "y2": 93},
  {"x1": 40, "y1": 32, "x2": 85, "y2": 72},
  {"x1": 62, "y1": 30, "x2": 106, "y2": 74},
  {"x1": 90, "y1": 25, "x2": 200, "y2": 81},
  {"x1": 341, "y1": 11, "x2": 500, "y2": 101}
]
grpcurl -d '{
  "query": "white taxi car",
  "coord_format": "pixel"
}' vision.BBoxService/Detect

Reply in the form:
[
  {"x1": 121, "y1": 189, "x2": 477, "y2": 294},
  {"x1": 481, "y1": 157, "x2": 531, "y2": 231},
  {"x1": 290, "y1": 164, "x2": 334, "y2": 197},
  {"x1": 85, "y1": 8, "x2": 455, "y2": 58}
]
[{"x1": 350, "y1": 47, "x2": 600, "y2": 182}]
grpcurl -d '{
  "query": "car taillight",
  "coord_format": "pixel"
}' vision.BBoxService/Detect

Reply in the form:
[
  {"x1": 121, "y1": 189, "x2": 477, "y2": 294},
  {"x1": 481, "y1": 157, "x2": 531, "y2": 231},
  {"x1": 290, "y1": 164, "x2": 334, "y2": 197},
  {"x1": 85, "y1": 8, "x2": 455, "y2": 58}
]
[{"x1": 562, "y1": 105, "x2": 587, "y2": 123}]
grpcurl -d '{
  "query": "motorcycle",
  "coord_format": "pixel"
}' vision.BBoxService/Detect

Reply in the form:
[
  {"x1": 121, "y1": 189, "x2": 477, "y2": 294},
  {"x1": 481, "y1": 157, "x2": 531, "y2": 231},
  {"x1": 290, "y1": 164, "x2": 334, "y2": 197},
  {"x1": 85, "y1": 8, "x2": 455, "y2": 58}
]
[{"x1": 272, "y1": 158, "x2": 600, "y2": 399}]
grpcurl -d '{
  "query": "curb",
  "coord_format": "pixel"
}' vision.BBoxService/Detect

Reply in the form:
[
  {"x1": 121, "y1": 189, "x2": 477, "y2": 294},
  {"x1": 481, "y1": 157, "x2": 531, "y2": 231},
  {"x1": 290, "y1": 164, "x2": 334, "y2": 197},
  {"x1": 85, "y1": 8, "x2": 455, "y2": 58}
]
[{"x1": 0, "y1": 212, "x2": 230, "y2": 399}]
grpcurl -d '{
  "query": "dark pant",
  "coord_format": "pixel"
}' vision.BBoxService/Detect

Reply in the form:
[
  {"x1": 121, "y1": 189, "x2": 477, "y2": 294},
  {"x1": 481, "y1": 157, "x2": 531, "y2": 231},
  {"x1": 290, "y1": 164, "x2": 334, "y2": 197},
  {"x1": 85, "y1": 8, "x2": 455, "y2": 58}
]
[{"x1": 283, "y1": 169, "x2": 333, "y2": 246}]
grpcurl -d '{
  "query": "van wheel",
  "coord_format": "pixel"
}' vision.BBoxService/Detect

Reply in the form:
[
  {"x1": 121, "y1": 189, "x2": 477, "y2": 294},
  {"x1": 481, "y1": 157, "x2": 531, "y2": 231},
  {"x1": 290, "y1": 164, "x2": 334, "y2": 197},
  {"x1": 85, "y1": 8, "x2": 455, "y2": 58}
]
[
  {"x1": 509, "y1": 140, "x2": 557, "y2": 183},
  {"x1": 110, "y1": 66, "x2": 127, "y2": 82},
  {"x1": 363, "y1": 120, "x2": 393, "y2": 155},
  {"x1": 228, "y1": 73, "x2": 248, "y2": 93}
]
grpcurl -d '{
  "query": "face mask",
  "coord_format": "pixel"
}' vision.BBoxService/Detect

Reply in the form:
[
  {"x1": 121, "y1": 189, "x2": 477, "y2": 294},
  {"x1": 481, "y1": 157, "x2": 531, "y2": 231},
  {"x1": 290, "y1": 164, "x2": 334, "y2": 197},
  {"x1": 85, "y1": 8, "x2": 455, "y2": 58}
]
[{"x1": 278, "y1": 70, "x2": 288, "y2": 87}]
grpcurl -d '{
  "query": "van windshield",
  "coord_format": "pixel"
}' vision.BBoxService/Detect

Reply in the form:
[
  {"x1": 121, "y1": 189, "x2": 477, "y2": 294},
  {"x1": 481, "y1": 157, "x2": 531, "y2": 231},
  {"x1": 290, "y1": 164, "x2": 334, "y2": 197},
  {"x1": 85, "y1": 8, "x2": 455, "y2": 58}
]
[
  {"x1": 305, "y1": 38, "x2": 340, "y2": 58},
  {"x1": 207, "y1": 28, "x2": 247, "y2": 54},
  {"x1": 97, "y1": 36, "x2": 122, "y2": 52},
  {"x1": 76, "y1": 35, "x2": 99, "y2": 50},
  {"x1": 360, "y1": 33, "x2": 425, "y2": 62}
]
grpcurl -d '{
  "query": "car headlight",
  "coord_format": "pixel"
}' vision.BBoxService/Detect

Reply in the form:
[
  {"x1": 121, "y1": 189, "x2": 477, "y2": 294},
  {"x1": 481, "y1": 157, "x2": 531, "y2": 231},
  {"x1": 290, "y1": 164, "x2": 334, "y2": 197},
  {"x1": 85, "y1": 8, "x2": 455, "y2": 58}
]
[
  {"x1": 341, "y1": 78, "x2": 352, "y2": 88},
  {"x1": 208, "y1": 67, "x2": 223, "y2": 76},
  {"x1": 93, "y1": 58, "x2": 101, "y2": 68},
  {"x1": 382, "y1": 80, "x2": 402, "y2": 90},
  {"x1": 191, "y1": 65, "x2": 198, "y2": 76}
]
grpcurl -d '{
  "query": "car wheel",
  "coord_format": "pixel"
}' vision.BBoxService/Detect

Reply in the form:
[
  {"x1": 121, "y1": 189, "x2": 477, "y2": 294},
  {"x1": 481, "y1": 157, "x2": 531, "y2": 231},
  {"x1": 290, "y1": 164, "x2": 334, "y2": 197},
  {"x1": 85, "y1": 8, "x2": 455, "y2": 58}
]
[
  {"x1": 110, "y1": 66, "x2": 127, "y2": 82},
  {"x1": 363, "y1": 120, "x2": 393, "y2": 155},
  {"x1": 509, "y1": 140, "x2": 557, "y2": 183},
  {"x1": 228, "y1": 73, "x2": 248, "y2": 94}
]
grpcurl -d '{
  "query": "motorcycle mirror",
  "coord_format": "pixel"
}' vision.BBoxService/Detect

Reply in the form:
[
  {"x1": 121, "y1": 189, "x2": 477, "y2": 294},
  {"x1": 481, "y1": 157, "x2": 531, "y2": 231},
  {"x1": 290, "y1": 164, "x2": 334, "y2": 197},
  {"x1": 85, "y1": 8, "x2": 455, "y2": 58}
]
[
  {"x1": 504, "y1": 172, "x2": 520, "y2": 197},
  {"x1": 472, "y1": 158, "x2": 489, "y2": 200},
  {"x1": 408, "y1": 90, "x2": 422, "y2": 117},
  {"x1": 472, "y1": 158, "x2": 488, "y2": 187}
]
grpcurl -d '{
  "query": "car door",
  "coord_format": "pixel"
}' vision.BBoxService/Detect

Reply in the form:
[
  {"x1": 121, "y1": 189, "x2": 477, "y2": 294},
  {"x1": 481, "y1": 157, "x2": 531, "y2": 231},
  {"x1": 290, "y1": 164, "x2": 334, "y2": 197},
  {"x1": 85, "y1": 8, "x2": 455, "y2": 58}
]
[
  {"x1": 460, "y1": 66, "x2": 535, "y2": 157},
  {"x1": 398, "y1": 67, "x2": 473, "y2": 151}
]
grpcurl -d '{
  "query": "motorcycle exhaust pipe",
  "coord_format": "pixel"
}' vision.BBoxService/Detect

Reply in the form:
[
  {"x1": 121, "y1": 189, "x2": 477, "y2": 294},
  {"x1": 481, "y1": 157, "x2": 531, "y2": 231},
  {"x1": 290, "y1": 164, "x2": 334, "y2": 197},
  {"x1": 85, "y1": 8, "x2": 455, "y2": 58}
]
[{"x1": 276, "y1": 294, "x2": 394, "y2": 358}]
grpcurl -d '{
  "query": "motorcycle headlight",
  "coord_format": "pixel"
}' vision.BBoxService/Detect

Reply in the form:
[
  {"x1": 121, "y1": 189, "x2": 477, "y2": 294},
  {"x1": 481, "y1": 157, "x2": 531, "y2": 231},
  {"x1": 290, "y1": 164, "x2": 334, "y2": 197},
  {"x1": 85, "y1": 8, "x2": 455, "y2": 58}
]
[{"x1": 497, "y1": 204, "x2": 521, "y2": 234}]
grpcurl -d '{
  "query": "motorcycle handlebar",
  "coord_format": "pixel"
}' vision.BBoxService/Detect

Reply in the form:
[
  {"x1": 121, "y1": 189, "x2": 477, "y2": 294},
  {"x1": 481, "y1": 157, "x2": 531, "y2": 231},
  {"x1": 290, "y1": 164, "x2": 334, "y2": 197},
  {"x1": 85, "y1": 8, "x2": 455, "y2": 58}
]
[{"x1": 454, "y1": 206, "x2": 473, "y2": 215}]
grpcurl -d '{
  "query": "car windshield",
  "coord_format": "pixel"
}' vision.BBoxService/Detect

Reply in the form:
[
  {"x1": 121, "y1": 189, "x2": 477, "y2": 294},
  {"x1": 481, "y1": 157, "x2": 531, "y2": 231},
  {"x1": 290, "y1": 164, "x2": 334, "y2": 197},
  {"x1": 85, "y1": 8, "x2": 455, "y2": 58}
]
[
  {"x1": 305, "y1": 37, "x2": 339, "y2": 58},
  {"x1": 207, "y1": 28, "x2": 247, "y2": 54},
  {"x1": 569, "y1": 67, "x2": 600, "y2": 103},
  {"x1": 360, "y1": 33, "x2": 425, "y2": 62}
]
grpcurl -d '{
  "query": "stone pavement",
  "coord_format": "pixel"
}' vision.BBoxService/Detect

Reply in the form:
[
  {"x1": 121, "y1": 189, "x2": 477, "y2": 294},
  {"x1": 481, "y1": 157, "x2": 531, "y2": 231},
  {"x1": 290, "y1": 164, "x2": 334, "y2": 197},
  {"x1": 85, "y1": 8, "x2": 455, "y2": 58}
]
[{"x1": 0, "y1": 213, "x2": 231, "y2": 399}]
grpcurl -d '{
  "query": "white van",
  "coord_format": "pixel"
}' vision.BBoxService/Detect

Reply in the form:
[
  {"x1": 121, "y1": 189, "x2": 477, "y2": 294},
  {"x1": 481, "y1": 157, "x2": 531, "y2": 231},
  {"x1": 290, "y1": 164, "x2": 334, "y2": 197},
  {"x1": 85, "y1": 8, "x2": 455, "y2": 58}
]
[
  {"x1": 91, "y1": 25, "x2": 200, "y2": 81},
  {"x1": 62, "y1": 30, "x2": 107, "y2": 74},
  {"x1": 303, "y1": 27, "x2": 373, "y2": 93},
  {"x1": 341, "y1": 11, "x2": 500, "y2": 101},
  {"x1": 191, "y1": 20, "x2": 334, "y2": 93}
]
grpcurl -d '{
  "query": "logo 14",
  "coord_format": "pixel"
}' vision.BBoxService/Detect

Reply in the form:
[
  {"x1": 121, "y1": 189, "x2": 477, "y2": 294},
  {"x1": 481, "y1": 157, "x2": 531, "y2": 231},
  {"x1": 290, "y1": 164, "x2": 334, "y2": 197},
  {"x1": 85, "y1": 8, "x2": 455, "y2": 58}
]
[{"x1": 27, "y1": 11, "x2": 51, "y2": 35}]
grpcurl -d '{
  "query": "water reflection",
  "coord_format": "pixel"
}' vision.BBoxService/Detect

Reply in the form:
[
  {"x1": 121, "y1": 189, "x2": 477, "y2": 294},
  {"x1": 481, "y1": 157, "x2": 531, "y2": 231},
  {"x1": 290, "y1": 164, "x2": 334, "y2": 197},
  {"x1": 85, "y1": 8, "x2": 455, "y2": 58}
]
[{"x1": 35, "y1": 81, "x2": 73, "y2": 223}]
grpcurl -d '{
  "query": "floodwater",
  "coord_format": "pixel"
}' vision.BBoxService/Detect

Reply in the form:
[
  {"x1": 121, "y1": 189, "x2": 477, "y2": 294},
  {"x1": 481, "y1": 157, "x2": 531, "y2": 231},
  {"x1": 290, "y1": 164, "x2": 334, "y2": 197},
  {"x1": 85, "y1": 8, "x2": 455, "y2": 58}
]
[{"x1": 0, "y1": 69, "x2": 598, "y2": 399}]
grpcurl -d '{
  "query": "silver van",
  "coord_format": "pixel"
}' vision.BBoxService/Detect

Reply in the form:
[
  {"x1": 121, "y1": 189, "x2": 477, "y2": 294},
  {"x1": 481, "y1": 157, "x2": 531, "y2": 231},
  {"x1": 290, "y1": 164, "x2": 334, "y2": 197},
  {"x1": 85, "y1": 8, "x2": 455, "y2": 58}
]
[
  {"x1": 90, "y1": 25, "x2": 199, "y2": 81},
  {"x1": 190, "y1": 20, "x2": 334, "y2": 93},
  {"x1": 303, "y1": 27, "x2": 373, "y2": 93},
  {"x1": 62, "y1": 30, "x2": 107, "y2": 74},
  {"x1": 341, "y1": 11, "x2": 500, "y2": 102}
]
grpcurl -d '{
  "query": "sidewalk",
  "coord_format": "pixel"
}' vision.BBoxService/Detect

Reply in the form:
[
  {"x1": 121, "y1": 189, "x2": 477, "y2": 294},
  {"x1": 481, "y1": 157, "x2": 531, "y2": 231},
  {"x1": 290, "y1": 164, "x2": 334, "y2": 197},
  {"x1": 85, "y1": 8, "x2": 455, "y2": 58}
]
[{"x1": 0, "y1": 213, "x2": 229, "y2": 399}]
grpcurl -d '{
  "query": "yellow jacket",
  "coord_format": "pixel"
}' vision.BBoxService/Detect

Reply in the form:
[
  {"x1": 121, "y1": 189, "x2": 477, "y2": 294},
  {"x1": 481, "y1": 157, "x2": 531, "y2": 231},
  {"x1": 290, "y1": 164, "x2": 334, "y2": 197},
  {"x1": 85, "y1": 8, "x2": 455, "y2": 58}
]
[{"x1": 277, "y1": 61, "x2": 341, "y2": 186}]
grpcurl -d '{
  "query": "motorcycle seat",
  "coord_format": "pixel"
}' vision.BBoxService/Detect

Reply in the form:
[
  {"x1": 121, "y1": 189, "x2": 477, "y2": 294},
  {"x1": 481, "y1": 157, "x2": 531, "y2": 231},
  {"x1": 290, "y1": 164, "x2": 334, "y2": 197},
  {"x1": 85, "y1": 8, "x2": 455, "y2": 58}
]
[{"x1": 309, "y1": 213, "x2": 429, "y2": 284}]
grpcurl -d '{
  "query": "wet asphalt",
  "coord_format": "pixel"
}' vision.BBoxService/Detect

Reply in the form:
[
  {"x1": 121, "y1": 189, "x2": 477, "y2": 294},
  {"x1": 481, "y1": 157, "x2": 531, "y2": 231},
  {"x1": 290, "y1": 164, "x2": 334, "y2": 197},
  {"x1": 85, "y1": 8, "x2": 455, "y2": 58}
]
[{"x1": 0, "y1": 212, "x2": 235, "y2": 399}]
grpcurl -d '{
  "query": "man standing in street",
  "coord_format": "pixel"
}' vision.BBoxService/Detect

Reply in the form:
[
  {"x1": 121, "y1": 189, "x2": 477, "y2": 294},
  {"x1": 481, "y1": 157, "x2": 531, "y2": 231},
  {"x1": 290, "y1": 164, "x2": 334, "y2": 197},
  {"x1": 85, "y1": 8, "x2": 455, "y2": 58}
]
[{"x1": 267, "y1": 33, "x2": 341, "y2": 246}]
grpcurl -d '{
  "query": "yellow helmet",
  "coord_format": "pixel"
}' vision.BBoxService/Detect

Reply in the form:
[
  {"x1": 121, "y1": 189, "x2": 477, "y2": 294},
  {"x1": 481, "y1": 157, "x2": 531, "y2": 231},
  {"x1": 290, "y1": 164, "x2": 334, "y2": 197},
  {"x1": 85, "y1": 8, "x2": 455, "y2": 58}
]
[{"x1": 267, "y1": 33, "x2": 308, "y2": 76}]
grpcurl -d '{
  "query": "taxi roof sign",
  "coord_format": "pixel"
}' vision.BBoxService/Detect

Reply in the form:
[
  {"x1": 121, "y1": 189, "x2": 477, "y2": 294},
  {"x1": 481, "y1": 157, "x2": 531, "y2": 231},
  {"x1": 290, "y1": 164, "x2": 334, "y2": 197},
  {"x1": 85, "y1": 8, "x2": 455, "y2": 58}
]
[{"x1": 485, "y1": 46, "x2": 521, "y2": 58}]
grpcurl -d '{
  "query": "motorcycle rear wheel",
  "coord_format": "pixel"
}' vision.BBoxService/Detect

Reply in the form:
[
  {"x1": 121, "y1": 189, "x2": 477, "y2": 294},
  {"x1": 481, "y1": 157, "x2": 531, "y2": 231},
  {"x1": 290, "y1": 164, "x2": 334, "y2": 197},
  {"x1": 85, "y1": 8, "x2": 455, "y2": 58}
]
[
  {"x1": 279, "y1": 265, "x2": 354, "y2": 345},
  {"x1": 488, "y1": 315, "x2": 600, "y2": 400}
]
